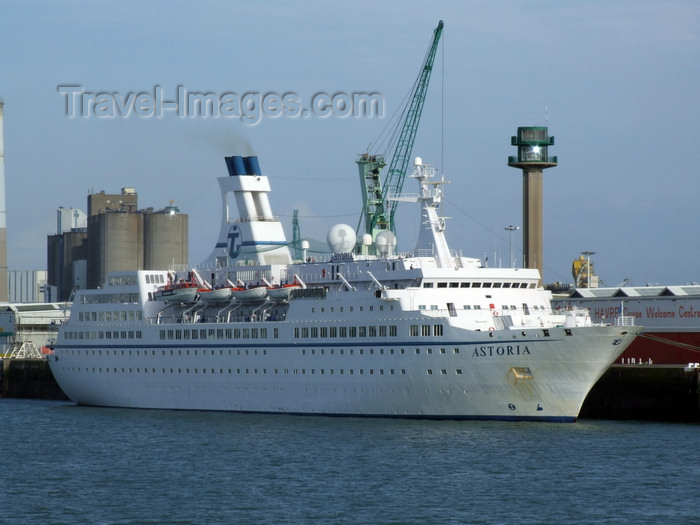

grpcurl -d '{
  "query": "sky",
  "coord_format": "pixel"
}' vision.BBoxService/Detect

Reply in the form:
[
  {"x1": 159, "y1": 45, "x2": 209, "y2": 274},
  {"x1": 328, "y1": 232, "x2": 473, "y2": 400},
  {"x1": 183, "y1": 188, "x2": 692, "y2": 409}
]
[{"x1": 0, "y1": 0, "x2": 698, "y2": 287}]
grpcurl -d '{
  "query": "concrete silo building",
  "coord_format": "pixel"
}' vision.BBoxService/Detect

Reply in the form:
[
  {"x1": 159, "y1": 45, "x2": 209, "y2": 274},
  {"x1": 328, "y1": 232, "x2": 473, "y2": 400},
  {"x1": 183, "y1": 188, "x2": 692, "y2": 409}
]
[{"x1": 48, "y1": 188, "x2": 188, "y2": 299}]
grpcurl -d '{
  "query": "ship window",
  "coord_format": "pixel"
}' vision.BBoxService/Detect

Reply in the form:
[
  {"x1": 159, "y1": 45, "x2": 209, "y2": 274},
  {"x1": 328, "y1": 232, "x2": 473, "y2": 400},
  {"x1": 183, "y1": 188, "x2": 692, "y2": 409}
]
[
  {"x1": 359, "y1": 326, "x2": 367, "y2": 337},
  {"x1": 311, "y1": 327, "x2": 318, "y2": 338},
  {"x1": 410, "y1": 325, "x2": 418, "y2": 337},
  {"x1": 453, "y1": 348, "x2": 459, "y2": 354},
  {"x1": 440, "y1": 348, "x2": 446, "y2": 354},
  {"x1": 421, "y1": 325, "x2": 431, "y2": 336},
  {"x1": 441, "y1": 370, "x2": 447, "y2": 375},
  {"x1": 390, "y1": 326, "x2": 397, "y2": 337},
  {"x1": 427, "y1": 369, "x2": 433, "y2": 375},
  {"x1": 339, "y1": 326, "x2": 347, "y2": 337},
  {"x1": 437, "y1": 282, "x2": 447, "y2": 288},
  {"x1": 493, "y1": 283, "x2": 502, "y2": 288},
  {"x1": 449, "y1": 282, "x2": 459, "y2": 288},
  {"x1": 427, "y1": 348, "x2": 432, "y2": 354},
  {"x1": 456, "y1": 369, "x2": 462, "y2": 374},
  {"x1": 320, "y1": 327, "x2": 328, "y2": 337},
  {"x1": 369, "y1": 326, "x2": 377, "y2": 337},
  {"x1": 193, "y1": 330, "x2": 200, "y2": 340},
  {"x1": 415, "y1": 348, "x2": 420, "y2": 354},
  {"x1": 434, "y1": 325, "x2": 443, "y2": 336},
  {"x1": 423, "y1": 282, "x2": 433, "y2": 288},
  {"x1": 349, "y1": 326, "x2": 357, "y2": 337}
]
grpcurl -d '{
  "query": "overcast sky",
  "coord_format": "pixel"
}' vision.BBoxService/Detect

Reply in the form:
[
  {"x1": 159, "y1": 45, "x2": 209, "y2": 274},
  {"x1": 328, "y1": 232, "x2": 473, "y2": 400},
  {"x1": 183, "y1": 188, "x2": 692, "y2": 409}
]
[{"x1": 1, "y1": 0, "x2": 698, "y2": 287}]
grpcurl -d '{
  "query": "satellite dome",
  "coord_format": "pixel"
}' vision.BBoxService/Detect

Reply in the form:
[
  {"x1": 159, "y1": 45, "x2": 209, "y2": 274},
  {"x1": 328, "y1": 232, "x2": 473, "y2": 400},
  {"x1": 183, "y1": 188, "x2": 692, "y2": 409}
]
[
  {"x1": 375, "y1": 230, "x2": 397, "y2": 256},
  {"x1": 327, "y1": 224, "x2": 356, "y2": 253}
]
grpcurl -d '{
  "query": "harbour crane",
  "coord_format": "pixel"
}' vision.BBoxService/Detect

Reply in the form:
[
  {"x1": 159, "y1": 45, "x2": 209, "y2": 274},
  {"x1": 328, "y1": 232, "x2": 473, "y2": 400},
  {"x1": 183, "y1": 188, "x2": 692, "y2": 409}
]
[{"x1": 356, "y1": 20, "x2": 444, "y2": 245}]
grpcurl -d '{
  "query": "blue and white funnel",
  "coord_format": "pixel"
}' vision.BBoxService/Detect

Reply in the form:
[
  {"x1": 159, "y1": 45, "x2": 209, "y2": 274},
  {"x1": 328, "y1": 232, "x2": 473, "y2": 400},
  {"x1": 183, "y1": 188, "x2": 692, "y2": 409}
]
[{"x1": 202, "y1": 155, "x2": 292, "y2": 268}]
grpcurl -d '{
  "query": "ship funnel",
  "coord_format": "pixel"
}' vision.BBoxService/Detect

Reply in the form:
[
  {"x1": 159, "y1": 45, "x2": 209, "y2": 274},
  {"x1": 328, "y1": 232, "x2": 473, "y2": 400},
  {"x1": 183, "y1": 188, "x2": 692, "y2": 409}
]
[
  {"x1": 224, "y1": 156, "x2": 247, "y2": 176},
  {"x1": 244, "y1": 156, "x2": 262, "y2": 176}
]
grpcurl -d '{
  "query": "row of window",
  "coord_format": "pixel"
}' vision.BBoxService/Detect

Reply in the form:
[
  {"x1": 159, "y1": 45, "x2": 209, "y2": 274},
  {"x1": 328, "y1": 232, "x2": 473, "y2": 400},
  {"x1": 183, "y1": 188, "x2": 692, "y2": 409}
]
[
  {"x1": 310, "y1": 304, "x2": 392, "y2": 313},
  {"x1": 79, "y1": 294, "x2": 140, "y2": 305},
  {"x1": 423, "y1": 281, "x2": 535, "y2": 289},
  {"x1": 61, "y1": 346, "x2": 461, "y2": 357},
  {"x1": 64, "y1": 323, "x2": 444, "y2": 342},
  {"x1": 78, "y1": 310, "x2": 143, "y2": 322},
  {"x1": 108, "y1": 275, "x2": 139, "y2": 286},
  {"x1": 60, "y1": 366, "x2": 464, "y2": 376},
  {"x1": 144, "y1": 274, "x2": 166, "y2": 284},
  {"x1": 159, "y1": 327, "x2": 279, "y2": 340},
  {"x1": 64, "y1": 331, "x2": 143, "y2": 340}
]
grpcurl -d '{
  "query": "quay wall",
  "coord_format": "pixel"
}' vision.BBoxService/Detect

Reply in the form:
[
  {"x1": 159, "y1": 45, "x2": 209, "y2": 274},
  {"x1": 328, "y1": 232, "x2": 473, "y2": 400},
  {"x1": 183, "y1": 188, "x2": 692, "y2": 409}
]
[
  {"x1": 580, "y1": 364, "x2": 700, "y2": 422},
  {"x1": 1, "y1": 358, "x2": 68, "y2": 400}
]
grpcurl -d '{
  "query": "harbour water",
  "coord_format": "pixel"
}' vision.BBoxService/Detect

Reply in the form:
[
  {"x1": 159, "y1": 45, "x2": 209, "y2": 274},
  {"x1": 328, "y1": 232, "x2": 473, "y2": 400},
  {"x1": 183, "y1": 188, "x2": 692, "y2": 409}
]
[{"x1": 3, "y1": 399, "x2": 699, "y2": 524}]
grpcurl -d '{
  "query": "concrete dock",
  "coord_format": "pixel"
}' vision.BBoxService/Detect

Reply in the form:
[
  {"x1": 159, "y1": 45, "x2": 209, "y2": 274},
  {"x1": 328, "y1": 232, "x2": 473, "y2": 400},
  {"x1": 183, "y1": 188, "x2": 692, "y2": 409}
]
[
  {"x1": 580, "y1": 364, "x2": 700, "y2": 422},
  {"x1": 1, "y1": 358, "x2": 67, "y2": 400}
]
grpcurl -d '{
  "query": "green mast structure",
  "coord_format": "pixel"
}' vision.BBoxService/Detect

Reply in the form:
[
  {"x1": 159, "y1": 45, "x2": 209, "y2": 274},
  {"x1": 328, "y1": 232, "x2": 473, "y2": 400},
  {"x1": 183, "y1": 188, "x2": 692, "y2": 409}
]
[
  {"x1": 356, "y1": 20, "x2": 444, "y2": 243},
  {"x1": 292, "y1": 209, "x2": 302, "y2": 261}
]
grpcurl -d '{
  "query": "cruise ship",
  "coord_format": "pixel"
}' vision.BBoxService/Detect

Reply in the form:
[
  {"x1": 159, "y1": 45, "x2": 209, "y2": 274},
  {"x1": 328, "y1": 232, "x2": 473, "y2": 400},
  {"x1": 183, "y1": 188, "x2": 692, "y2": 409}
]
[{"x1": 47, "y1": 155, "x2": 642, "y2": 421}]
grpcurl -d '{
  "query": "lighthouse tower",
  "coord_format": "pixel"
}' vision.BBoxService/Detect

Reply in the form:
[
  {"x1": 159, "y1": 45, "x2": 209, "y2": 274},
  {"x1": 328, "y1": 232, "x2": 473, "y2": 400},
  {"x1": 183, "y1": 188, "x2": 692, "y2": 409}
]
[{"x1": 507, "y1": 127, "x2": 557, "y2": 284}]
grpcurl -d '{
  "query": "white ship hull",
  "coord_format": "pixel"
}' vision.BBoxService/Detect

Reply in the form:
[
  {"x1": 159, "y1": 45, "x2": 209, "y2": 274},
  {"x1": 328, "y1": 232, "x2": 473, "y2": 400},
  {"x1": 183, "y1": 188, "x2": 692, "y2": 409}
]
[{"x1": 50, "y1": 323, "x2": 634, "y2": 421}]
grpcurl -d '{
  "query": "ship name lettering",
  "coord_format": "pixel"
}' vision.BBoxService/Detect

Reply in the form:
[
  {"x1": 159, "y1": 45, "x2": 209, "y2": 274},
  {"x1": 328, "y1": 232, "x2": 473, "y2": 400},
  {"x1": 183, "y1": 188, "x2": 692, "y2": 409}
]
[{"x1": 472, "y1": 345, "x2": 531, "y2": 357}]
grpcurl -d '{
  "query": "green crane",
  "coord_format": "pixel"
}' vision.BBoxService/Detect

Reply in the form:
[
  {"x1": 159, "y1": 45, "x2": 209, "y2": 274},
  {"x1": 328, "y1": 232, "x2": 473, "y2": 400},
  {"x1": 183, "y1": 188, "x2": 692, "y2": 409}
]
[{"x1": 356, "y1": 20, "x2": 443, "y2": 242}]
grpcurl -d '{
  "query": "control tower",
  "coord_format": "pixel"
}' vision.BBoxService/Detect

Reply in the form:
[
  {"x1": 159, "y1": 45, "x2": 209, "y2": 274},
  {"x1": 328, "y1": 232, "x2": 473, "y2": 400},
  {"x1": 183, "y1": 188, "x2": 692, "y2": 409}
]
[{"x1": 507, "y1": 127, "x2": 557, "y2": 283}]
